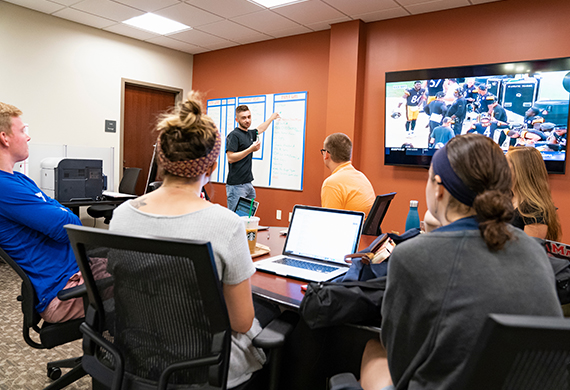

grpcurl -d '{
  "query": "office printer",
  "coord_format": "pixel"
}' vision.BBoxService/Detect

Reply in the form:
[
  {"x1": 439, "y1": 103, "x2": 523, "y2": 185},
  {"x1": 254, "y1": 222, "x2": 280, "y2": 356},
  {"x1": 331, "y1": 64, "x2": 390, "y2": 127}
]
[{"x1": 40, "y1": 158, "x2": 103, "y2": 202}]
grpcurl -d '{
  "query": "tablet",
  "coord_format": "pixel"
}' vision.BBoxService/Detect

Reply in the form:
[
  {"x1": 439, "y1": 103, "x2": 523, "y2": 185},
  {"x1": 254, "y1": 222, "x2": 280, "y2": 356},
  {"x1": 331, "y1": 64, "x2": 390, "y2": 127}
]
[{"x1": 233, "y1": 197, "x2": 259, "y2": 217}]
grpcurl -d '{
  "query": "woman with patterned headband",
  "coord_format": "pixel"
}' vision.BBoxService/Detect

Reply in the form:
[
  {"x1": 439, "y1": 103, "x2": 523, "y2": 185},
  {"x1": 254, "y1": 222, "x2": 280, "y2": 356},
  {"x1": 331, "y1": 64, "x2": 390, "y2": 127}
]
[
  {"x1": 359, "y1": 134, "x2": 562, "y2": 390},
  {"x1": 110, "y1": 91, "x2": 267, "y2": 388}
]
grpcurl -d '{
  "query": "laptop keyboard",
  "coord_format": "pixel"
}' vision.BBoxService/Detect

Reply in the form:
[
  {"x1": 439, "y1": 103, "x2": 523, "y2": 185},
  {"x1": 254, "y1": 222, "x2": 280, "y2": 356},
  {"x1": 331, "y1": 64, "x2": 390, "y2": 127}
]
[{"x1": 275, "y1": 257, "x2": 338, "y2": 274}]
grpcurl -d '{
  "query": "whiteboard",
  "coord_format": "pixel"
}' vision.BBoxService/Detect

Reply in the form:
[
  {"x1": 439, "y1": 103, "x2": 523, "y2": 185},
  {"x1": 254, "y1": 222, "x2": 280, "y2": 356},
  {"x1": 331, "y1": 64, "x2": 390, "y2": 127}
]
[{"x1": 207, "y1": 91, "x2": 307, "y2": 191}]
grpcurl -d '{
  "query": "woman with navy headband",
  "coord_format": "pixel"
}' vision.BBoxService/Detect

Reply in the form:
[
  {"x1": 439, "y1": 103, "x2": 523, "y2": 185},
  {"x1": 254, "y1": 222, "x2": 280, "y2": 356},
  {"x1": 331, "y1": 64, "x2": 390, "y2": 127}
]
[
  {"x1": 110, "y1": 92, "x2": 268, "y2": 388},
  {"x1": 360, "y1": 134, "x2": 562, "y2": 390}
]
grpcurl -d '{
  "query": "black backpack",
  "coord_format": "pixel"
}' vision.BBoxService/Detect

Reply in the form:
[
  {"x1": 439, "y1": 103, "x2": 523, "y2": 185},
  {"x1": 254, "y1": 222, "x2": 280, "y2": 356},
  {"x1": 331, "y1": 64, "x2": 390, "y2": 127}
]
[{"x1": 539, "y1": 238, "x2": 570, "y2": 305}]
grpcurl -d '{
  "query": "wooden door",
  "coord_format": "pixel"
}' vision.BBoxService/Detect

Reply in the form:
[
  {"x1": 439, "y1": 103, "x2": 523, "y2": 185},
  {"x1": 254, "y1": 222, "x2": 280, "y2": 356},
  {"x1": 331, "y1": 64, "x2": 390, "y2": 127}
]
[{"x1": 123, "y1": 84, "x2": 177, "y2": 195}]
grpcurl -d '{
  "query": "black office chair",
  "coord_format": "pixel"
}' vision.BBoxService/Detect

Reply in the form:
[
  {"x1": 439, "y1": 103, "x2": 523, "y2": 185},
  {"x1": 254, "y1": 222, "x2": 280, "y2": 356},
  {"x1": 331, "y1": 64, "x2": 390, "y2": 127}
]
[
  {"x1": 329, "y1": 313, "x2": 570, "y2": 390},
  {"x1": 458, "y1": 313, "x2": 570, "y2": 390},
  {"x1": 0, "y1": 246, "x2": 87, "y2": 390},
  {"x1": 65, "y1": 224, "x2": 298, "y2": 390},
  {"x1": 87, "y1": 167, "x2": 141, "y2": 224}
]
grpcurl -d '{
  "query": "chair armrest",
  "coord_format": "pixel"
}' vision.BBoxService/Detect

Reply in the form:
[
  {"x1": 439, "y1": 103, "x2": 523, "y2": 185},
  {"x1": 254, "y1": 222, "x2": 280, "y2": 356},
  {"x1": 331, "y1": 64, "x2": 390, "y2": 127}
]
[
  {"x1": 57, "y1": 277, "x2": 115, "y2": 328},
  {"x1": 57, "y1": 283, "x2": 86, "y2": 301},
  {"x1": 252, "y1": 310, "x2": 299, "y2": 349},
  {"x1": 329, "y1": 372, "x2": 363, "y2": 390},
  {"x1": 57, "y1": 276, "x2": 115, "y2": 301}
]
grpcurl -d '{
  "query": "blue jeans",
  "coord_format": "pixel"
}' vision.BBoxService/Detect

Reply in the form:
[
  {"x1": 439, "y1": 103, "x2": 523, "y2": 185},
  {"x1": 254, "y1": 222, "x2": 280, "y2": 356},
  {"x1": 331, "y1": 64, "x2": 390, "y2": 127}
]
[{"x1": 226, "y1": 182, "x2": 256, "y2": 212}]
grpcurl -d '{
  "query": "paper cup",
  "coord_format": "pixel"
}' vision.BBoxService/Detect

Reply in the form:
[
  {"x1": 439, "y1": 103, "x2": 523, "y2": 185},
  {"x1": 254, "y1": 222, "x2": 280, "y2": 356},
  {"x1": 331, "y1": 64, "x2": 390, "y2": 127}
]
[{"x1": 240, "y1": 216, "x2": 260, "y2": 254}]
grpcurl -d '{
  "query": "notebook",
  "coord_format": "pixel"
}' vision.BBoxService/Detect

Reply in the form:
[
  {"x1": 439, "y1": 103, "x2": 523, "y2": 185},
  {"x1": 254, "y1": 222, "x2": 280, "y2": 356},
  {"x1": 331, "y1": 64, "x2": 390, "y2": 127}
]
[
  {"x1": 254, "y1": 205, "x2": 365, "y2": 282},
  {"x1": 102, "y1": 191, "x2": 137, "y2": 199}
]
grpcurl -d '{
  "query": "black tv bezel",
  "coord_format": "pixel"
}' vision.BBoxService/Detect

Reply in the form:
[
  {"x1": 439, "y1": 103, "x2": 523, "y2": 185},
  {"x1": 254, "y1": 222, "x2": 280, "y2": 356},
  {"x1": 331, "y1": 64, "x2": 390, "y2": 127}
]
[{"x1": 384, "y1": 57, "x2": 570, "y2": 174}]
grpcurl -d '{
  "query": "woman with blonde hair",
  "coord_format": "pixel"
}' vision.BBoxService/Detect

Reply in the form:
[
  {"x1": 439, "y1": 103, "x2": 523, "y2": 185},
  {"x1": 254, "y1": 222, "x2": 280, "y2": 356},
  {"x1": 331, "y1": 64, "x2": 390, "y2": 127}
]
[
  {"x1": 110, "y1": 91, "x2": 266, "y2": 388},
  {"x1": 506, "y1": 146, "x2": 561, "y2": 241}
]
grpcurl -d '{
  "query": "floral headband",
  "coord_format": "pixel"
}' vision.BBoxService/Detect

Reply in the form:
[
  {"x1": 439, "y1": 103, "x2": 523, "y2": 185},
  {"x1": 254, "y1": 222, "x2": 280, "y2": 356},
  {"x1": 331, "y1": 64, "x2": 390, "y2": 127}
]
[{"x1": 156, "y1": 130, "x2": 221, "y2": 178}]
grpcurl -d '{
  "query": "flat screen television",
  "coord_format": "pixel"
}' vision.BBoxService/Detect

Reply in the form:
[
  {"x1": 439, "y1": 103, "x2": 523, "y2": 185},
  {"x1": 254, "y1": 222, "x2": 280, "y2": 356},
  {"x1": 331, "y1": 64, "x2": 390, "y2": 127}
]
[{"x1": 384, "y1": 57, "x2": 570, "y2": 174}]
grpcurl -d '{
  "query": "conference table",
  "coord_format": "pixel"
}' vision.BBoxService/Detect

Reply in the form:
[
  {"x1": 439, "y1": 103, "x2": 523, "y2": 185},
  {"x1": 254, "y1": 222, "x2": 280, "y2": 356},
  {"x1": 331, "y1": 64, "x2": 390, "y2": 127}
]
[
  {"x1": 250, "y1": 227, "x2": 378, "y2": 308},
  {"x1": 249, "y1": 227, "x2": 379, "y2": 389}
]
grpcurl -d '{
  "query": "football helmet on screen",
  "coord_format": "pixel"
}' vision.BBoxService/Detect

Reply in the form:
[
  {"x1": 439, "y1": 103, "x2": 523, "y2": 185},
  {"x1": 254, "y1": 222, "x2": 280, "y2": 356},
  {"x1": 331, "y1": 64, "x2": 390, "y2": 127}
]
[{"x1": 391, "y1": 110, "x2": 401, "y2": 119}]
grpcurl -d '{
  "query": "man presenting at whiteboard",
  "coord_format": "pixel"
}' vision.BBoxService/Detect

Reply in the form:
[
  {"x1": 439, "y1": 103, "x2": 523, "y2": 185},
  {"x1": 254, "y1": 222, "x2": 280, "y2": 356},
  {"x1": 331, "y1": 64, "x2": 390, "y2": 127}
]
[
  {"x1": 226, "y1": 105, "x2": 280, "y2": 212},
  {"x1": 321, "y1": 133, "x2": 375, "y2": 218}
]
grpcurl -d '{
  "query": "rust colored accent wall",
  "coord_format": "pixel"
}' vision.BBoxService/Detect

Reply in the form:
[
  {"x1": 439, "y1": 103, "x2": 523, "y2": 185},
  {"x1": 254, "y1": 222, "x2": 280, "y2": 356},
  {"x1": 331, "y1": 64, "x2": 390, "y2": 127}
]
[
  {"x1": 193, "y1": 0, "x2": 570, "y2": 240},
  {"x1": 325, "y1": 20, "x2": 367, "y2": 168},
  {"x1": 361, "y1": 0, "x2": 570, "y2": 238},
  {"x1": 193, "y1": 31, "x2": 331, "y2": 227}
]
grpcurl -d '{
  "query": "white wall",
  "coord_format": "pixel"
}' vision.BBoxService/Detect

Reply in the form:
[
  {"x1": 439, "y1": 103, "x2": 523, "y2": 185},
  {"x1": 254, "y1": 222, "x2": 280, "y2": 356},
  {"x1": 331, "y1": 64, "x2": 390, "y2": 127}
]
[{"x1": 0, "y1": 2, "x2": 193, "y2": 188}]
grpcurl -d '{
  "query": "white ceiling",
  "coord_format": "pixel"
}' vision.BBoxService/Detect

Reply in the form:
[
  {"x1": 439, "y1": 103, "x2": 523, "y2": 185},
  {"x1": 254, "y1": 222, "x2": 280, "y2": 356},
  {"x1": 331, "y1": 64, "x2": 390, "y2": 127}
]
[{"x1": 5, "y1": 0, "x2": 500, "y2": 54}]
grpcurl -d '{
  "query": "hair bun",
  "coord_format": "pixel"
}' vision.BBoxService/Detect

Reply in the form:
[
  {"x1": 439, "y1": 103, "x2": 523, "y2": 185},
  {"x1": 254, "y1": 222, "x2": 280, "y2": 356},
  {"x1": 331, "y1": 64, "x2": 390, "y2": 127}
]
[
  {"x1": 473, "y1": 189, "x2": 514, "y2": 252},
  {"x1": 178, "y1": 92, "x2": 205, "y2": 128},
  {"x1": 182, "y1": 98, "x2": 201, "y2": 115},
  {"x1": 473, "y1": 189, "x2": 513, "y2": 224}
]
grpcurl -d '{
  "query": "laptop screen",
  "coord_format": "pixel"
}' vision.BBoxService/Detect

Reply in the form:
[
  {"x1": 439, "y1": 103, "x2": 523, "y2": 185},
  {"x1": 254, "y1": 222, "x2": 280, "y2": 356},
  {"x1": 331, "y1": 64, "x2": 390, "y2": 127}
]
[{"x1": 283, "y1": 206, "x2": 364, "y2": 264}]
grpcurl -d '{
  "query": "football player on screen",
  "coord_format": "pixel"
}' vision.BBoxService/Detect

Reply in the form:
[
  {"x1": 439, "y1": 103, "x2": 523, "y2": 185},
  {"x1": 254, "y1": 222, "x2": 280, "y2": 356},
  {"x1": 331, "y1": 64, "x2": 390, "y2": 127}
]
[
  {"x1": 523, "y1": 107, "x2": 542, "y2": 129},
  {"x1": 488, "y1": 95, "x2": 508, "y2": 122},
  {"x1": 474, "y1": 84, "x2": 496, "y2": 114},
  {"x1": 462, "y1": 78, "x2": 478, "y2": 111},
  {"x1": 546, "y1": 127, "x2": 567, "y2": 151},
  {"x1": 467, "y1": 113, "x2": 510, "y2": 144},
  {"x1": 424, "y1": 79, "x2": 445, "y2": 105},
  {"x1": 398, "y1": 81, "x2": 426, "y2": 134},
  {"x1": 447, "y1": 88, "x2": 467, "y2": 135},
  {"x1": 424, "y1": 91, "x2": 448, "y2": 140}
]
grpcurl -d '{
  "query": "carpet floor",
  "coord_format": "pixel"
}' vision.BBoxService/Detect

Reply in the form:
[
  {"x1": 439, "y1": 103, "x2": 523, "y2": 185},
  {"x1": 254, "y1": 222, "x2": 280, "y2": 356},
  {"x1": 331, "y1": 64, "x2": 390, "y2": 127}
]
[{"x1": 0, "y1": 261, "x2": 91, "y2": 389}]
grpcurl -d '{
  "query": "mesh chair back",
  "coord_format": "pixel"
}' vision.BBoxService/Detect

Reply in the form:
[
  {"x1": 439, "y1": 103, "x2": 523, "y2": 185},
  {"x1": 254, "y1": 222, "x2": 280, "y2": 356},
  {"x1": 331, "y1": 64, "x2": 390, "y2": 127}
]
[
  {"x1": 65, "y1": 225, "x2": 231, "y2": 388},
  {"x1": 0, "y1": 247, "x2": 43, "y2": 344},
  {"x1": 118, "y1": 167, "x2": 141, "y2": 195},
  {"x1": 459, "y1": 313, "x2": 570, "y2": 390}
]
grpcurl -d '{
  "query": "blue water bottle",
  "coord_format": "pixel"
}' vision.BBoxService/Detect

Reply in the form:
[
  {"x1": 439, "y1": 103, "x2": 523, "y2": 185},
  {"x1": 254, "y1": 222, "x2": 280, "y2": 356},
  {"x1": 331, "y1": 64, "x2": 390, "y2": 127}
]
[{"x1": 405, "y1": 200, "x2": 420, "y2": 231}]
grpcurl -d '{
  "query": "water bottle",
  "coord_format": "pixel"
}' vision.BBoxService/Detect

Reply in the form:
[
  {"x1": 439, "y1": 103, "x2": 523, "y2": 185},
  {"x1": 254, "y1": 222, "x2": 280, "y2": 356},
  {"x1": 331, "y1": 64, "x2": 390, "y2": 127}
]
[{"x1": 405, "y1": 200, "x2": 420, "y2": 231}]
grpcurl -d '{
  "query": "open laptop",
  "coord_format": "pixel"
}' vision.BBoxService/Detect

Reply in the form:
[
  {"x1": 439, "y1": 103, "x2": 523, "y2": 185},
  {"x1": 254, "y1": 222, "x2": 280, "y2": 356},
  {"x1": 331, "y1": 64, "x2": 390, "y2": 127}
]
[{"x1": 254, "y1": 205, "x2": 365, "y2": 282}]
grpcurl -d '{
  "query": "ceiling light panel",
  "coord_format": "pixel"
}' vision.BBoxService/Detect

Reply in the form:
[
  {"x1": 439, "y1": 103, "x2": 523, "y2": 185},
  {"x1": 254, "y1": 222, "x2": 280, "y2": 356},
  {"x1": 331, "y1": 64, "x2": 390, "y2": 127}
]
[
  {"x1": 123, "y1": 13, "x2": 191, "y2": 35},
  {"x1": 248, "y1": 0, "x2": 307, "y2": 9}
]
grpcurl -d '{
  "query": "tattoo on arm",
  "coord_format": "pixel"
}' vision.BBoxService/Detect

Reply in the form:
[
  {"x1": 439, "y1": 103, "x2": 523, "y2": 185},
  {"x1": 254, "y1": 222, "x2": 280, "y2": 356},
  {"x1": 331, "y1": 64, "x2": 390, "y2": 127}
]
[{"x1": 130, "y1": 197, "x2": 147, "y2": 209}]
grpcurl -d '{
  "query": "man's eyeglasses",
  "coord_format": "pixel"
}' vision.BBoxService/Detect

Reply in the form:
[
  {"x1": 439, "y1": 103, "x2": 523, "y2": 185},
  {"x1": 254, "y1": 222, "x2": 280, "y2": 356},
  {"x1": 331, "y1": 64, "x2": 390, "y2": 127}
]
[{"x1": 320, "y1": 149, "x2": 328, "y2": 156}]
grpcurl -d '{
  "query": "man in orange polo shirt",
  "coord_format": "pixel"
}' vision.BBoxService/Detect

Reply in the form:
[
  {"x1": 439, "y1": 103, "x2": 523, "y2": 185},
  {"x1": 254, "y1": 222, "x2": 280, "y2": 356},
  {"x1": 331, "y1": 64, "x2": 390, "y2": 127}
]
[{"x1": 321, "y1": 133, "x2": 375, "y2": 217}]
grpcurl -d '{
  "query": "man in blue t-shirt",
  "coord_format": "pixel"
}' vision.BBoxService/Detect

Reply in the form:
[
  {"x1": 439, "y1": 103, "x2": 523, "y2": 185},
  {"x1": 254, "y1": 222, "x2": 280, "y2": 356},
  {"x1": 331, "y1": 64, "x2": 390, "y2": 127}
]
[
  {"x1": 225, "y1": 105, "x2": 280, "y2": 212},
  {"x1": 0, "y1": 102, "x2": 84, "y2": 323},
  {"x1": 429, "y1": 117, "x2": 455, "y2": 148}
]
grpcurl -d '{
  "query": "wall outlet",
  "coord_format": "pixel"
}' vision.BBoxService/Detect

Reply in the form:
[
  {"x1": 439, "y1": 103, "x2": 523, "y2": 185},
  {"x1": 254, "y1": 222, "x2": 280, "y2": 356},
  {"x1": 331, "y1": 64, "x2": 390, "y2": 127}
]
[
  {"x1": 276, "y1": 210, "x2": 282, "y2": 220},
  {"x1": 289, "y1": 212, "x2": 292, "y2": 222}
]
